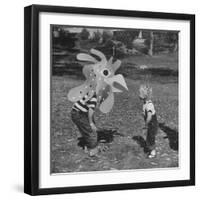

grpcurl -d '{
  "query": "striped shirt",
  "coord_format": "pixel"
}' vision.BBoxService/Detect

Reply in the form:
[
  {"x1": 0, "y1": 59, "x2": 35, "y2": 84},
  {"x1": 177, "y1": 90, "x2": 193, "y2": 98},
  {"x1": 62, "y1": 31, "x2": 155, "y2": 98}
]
[{"x1": 72, "y1": 93, "x2": 97, "y2": 112}]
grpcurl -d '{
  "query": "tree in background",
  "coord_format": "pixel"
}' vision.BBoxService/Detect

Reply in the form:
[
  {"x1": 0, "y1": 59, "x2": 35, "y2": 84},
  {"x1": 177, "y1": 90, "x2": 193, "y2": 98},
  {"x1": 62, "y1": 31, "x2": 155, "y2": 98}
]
[
  {"x1": 102, "y1": 30, "x2": 113, "y2": 43},
  {"x1": 79, "y1": 28, "x2": 90, "y2": 40},
  {"x1": 145, "y1": 31, "x2": 178, "y2": 55},
  {"x1": 113, "y1": 30, "x2": 138, "y2": 49},
  {"x1": 148, "y1": 31, "x2": 154, "y2": 56},
  {"x1": 52, "y1": 26, "x2": 77, "y2": 49},
  {"x1": 90, "y1": 30, "x2": 102, "y2": 43},
  {"x1": 165, "y1": 32, "x2": 178, "y2": 52}
]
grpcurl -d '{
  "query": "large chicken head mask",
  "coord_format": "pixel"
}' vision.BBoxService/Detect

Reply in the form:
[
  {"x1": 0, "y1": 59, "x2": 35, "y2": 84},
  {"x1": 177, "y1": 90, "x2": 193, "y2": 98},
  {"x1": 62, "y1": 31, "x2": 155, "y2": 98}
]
[{"x1": 68, "y1": 49, "x2": 128, "y2": 113}]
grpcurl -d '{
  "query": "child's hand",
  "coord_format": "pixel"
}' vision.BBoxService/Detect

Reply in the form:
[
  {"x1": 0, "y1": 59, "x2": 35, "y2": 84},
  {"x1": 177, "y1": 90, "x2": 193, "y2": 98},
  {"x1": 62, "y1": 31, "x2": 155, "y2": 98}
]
[{"x1": 90, "y1": 123, "x2": 97, "y2": 132}]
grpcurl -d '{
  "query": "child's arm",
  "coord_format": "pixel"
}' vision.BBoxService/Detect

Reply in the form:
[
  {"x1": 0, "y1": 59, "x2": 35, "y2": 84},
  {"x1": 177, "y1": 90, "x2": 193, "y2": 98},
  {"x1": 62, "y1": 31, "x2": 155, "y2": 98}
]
[{"x1": 88, "y1": 108, "x2": 97, "y2": 132}]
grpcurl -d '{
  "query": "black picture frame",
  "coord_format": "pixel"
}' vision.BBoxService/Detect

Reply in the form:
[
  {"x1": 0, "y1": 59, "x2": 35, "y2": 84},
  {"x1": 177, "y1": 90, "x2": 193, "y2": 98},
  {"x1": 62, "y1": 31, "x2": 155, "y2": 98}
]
[{"x1": 24, "y1": 4, "x2": 195, "y2": 196}]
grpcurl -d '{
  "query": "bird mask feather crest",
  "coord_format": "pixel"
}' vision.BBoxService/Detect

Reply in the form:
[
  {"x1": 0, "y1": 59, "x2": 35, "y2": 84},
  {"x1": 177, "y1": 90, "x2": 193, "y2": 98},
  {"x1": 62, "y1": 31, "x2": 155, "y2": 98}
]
[{"x1": 68, "y1": 49, "x2": 128, "y2": 113}]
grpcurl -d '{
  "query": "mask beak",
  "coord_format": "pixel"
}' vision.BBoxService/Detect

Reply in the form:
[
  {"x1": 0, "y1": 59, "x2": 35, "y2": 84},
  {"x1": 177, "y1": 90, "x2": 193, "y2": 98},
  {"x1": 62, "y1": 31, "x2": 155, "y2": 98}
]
[{"x1": 105, "y1": 74, "x2": 128, "y2": 91}]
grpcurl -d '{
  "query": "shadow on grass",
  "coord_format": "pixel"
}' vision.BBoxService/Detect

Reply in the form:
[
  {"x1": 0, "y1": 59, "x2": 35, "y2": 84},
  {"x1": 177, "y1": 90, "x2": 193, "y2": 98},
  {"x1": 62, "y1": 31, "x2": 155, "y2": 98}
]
[
  {"x1": 159, "y1": 123, "x2": 178, "y2": 151},
  {"x1": 77, "y1": 129, "x2": 124, "y2": 149},
  {"x1": 133, "y1": 123, "x2": 179, "y2": 152}
]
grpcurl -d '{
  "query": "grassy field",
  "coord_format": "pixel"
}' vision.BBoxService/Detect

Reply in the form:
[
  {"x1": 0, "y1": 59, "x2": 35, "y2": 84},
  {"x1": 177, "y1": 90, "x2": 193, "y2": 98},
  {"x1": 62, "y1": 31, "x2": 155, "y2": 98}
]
[{"x1": 51, "y1": 54, "x2": 178, "y2": 173}]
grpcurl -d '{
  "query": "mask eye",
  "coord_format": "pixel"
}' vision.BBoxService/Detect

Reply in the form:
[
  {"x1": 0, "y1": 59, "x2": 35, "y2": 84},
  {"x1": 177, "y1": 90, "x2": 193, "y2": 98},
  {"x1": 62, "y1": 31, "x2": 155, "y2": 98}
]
[{"x1": 102, "y1": 69, "x2": 110, "y2": 77}]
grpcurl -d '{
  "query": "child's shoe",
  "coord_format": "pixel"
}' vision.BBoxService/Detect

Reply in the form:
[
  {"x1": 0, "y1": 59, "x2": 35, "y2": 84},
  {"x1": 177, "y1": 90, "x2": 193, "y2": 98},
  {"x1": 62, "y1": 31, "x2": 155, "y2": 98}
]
[
  {"x1": 88, "y1": 146, "x2": 99, "y2": 156},
  {"x1": 148, "y1": 149, "x2": 156, "y2": 158}
]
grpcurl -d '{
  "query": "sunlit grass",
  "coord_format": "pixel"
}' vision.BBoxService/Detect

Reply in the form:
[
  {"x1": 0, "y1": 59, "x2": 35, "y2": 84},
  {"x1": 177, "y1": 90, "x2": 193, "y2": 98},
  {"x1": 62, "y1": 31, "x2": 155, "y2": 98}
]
[{"x1": 51, "y1": 74, "x2": 178, "y2": 173}]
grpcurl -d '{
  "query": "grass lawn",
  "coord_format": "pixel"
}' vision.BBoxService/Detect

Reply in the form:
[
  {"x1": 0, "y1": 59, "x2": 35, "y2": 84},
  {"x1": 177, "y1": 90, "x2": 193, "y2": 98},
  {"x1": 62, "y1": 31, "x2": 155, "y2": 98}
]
[
  {"x1": 51, "y1": 72, "x2": 178, "y2": 173},
  {"x1": 122, "y1": 53, "x2": 178, "y2": 70}
]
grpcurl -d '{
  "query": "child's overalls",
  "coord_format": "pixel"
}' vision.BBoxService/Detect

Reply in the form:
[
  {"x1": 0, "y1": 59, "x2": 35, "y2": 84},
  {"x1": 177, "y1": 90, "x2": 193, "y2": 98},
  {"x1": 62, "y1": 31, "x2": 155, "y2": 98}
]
[{"x1": 71, "y1": 93, "x2": 98, "y2": 149}]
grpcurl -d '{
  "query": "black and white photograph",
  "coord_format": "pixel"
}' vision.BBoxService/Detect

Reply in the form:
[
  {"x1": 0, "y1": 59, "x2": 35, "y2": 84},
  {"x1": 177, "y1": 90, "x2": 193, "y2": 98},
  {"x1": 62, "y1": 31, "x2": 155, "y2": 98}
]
[{"x1": 51, "y1": 25, "x2": 179, "y2": 173}]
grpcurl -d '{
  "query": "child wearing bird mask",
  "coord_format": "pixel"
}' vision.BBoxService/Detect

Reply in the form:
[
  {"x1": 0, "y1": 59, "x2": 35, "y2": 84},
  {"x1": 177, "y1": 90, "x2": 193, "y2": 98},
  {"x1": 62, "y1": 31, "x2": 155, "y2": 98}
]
[{"x1": 68, "y1": 49, "x2": 128, "y2": 156}]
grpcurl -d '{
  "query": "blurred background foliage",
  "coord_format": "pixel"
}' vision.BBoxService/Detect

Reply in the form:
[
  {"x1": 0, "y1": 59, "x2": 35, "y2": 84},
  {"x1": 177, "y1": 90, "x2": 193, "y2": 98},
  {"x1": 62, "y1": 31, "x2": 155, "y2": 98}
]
[{"x1": 51, "y1": 25, "x2": 178, "y2": 80}]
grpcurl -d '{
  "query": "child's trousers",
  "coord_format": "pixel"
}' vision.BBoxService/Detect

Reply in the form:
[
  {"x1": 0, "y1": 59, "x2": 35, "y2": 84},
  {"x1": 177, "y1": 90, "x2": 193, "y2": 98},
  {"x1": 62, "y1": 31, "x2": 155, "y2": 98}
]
[
  {"x1": 71, "y1": 109, "x2": 98, "y2": 149},
  {"x1": 146, "y1": 114, "x2": 158, "y2": 151}
]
